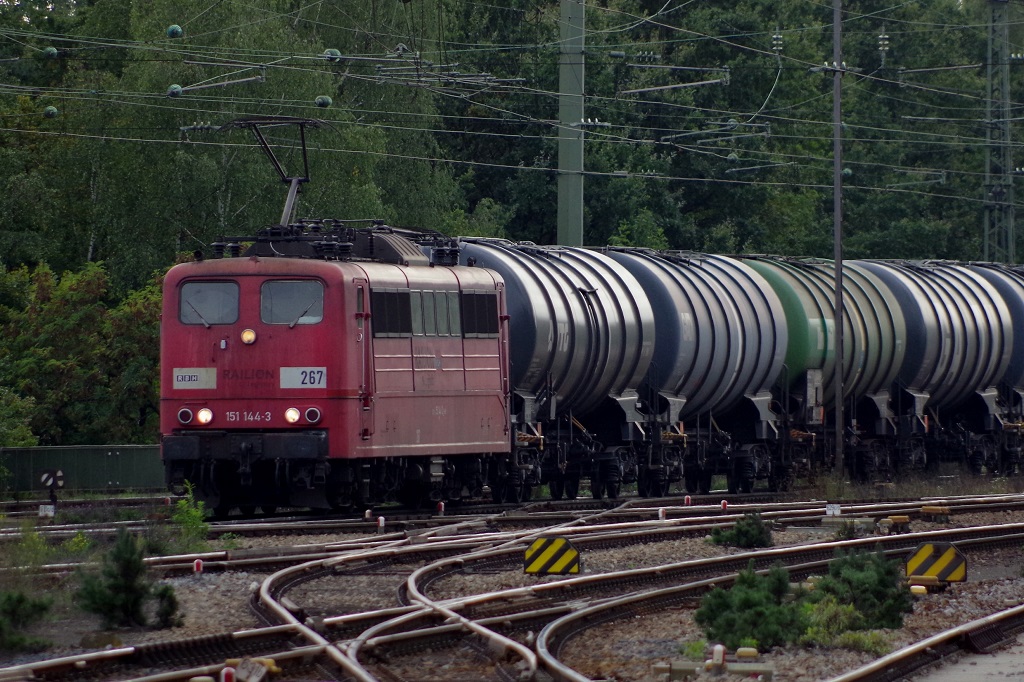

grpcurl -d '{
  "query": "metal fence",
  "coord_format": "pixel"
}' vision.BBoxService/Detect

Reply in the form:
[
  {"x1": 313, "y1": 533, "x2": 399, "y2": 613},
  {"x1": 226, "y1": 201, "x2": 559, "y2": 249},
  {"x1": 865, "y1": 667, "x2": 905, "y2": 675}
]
[{"x1": 0, "y1": 445, "x2": 165, "y2": 493}]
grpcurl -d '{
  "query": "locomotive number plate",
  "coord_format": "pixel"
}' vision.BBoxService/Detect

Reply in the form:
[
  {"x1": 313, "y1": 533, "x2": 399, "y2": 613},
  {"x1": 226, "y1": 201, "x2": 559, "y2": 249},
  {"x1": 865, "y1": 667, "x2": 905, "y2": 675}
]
[{"x1": 280, "y1": 367, "x2": 327, "y2": 388}]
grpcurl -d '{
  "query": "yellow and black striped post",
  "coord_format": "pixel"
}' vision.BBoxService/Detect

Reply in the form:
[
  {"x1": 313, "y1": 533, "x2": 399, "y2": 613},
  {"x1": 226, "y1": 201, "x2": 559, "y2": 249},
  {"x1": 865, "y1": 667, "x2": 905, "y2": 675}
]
[
  {"x1": 906, "y1": 542, "x2": 966, "y2": 585},
  {"x1": 524, "y1": 536, "x2": 580, "y2": 575}
]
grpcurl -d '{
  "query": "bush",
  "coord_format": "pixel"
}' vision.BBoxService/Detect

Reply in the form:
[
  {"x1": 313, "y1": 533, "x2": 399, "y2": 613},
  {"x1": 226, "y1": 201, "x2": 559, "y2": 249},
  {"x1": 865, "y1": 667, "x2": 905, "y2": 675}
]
[
  {"x1": 697, "y1": 551, "x2": 912, "y2": 654},
  {"x1": 0, "y1": 590, "x2": 51, "y2": 652},
  {"x1": 76, "y1": 528, "x2": 151, "y2": 628},
  {"x1": 834, "y1": 630, "x2": 891, "y2": 656},
  {"x1": 833, "y1": 521, "x2": 859, "y2": 541},
  {"x1": 171, "y1": 482, "x2": 209, "y2": 553},
  {"x1": 153, "y1": 584, "x2": 183, "y2": 628},
  {"x1": 695, "y1": 562, "x2": 806, "y2": 650},
  {"x1": 711, "y1": 512, "x2": 773, "y2": 548},
  {"x1": 813, "y1": 550, "x2": 913, "y2": 629},
  {"x1": 800, "y1": 594, "x2": 864, "y2": 647},
  {"x1": 6, "y1": 524, "x2": 53, "y2": 569}
]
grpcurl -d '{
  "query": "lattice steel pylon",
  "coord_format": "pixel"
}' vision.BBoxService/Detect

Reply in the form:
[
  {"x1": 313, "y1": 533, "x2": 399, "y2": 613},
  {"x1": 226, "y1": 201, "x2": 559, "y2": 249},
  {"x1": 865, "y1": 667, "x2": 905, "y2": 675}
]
[{"x1": 985, "y1": 0, "x2": 1015, "y2": 264}]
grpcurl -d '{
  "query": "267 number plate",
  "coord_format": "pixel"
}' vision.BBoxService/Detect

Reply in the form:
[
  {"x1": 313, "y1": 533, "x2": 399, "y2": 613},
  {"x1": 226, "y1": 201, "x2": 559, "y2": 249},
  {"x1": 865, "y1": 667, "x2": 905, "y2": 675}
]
[{"x1": 280, "y1": 367, "x2": 327, "y2": 388}]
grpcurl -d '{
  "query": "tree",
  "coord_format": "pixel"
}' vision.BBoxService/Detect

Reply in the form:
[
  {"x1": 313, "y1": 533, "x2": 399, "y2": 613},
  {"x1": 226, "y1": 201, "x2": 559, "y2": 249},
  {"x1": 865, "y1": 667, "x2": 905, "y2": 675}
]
[
  {"x1": 0, "y1": 261, "x2": 162, "y2": 445},
  {"x1": 0, "y1": 389, "x2": 37, "y2": 448},
  {"x1": 76, "y1": 528, "x2": 151, "y2": 628}
]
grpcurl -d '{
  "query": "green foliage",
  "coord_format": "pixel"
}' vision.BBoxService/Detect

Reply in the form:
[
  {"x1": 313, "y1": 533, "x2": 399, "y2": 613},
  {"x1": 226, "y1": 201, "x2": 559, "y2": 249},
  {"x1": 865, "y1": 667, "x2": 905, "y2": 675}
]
[
  {"x1": 833, "y1": 630, "x2": 891, "y2": 656},
  {"x1": 800, "y1": 594, "x2": 864, "y2": 647},
  {"x1": 170, "y1": 482, "x2": 210, "y2": 553},
  {"x1": 0, "y1": 263, "x2": 160, "y2": 445},
  {"x1": 76, "y1": 528, "x2": 151, "y2": 628},
  {"x1": 679, "y1": 639, "x2": 707, "y2": 661},
  {"x1": 60, "y1": 531, "x2": 93, "y2": 557},
  {"x1": 8, "y1": 524, "x2": 53, "y2": 568},
  {"x1": 609, "y1": 209, "x2": 669, "y2": 249},
  {"x1": 218, "y1": 532, "x2": 242, "y2": 552},
  {"x1": 0, "y1": 387, "x2": 37, "y2": 447},
  {"x1": 153, "y1": 583, "x2": 183, "y2": 629},
  {"x1": 813, "y1": 550, "x2": 914, "y2": 630},
  {"x1": 698, "y1": 552, "x2": 912, "y2": 653},
  {"x1": 833, "y1": 521, "x2": 860, "y2": 541},
  {"x1": 695, "y1": 563, "x2": 807, "y2": 650},
  {"x1": 0, "y1": 590, "x2": 51, "y2": 652},
  {"x1": 711, "y1": 512, "x2": 773, "y2": 548}
]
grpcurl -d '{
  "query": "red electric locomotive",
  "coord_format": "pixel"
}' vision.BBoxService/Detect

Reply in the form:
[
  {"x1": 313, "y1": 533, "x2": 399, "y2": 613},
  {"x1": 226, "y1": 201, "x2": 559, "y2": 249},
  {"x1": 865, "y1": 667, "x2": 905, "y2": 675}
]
[{"x1": 160, "y1": 225, "x2": 511, "y2": 514}]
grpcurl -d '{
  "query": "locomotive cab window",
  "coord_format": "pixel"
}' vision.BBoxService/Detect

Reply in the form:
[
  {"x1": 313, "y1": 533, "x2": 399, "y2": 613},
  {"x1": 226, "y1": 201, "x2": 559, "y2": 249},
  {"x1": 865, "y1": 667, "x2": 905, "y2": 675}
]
[
  {"x1": 262, "y1": 280, "x2": 324, "y2": 326},
  {"x1": 180, "y1": 281, "x2": 239, "y2": 326}
]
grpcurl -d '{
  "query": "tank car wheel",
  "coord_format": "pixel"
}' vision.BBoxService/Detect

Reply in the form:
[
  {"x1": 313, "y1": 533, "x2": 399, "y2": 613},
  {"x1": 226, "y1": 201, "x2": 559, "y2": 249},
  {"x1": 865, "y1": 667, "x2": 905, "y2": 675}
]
[
  {"x1": 968, "y1": 451, "x2": 985, "y2": 476},
  {"x1": 639, "y1": 473, "x2": 668, "y2": 497},
  {"x1": 260, "y1": 506, "x2": 277, "y2": 515},
  {"x1": 605, "y1": 481, "x2": 621, "y2": 500},
  {"x1": 564, "y1": 477, "x2": 580, "y2": 500},
  {"x1": 213, "y1": 504, "x2": 232, "y2": 519},
  {"x1": 238, "y1": 505, "x2": 256, "y2": 517}
]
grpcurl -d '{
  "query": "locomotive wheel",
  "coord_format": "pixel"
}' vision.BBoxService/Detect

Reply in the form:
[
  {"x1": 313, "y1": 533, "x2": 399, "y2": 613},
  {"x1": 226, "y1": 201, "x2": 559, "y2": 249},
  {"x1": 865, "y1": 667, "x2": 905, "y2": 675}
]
[
  {"x1": 683, "y1": 470, "x2": 698, "y2": 494},
  {"x1": 549, "y1": 478, "x2": 565, "y2": 501},
  {"x1": 699, "y1": 472, "x2": 713, "y2": 495},
  {"x1": 605, "y1": 481, "x2": 621, "y2": 499}
]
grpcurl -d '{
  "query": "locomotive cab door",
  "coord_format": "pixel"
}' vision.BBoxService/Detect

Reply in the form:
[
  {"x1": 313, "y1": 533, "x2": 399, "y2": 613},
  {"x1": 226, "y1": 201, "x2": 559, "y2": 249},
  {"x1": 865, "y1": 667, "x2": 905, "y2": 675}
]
[{"x1": 355, "y1": 281, "x2": 374, "y2": 439}]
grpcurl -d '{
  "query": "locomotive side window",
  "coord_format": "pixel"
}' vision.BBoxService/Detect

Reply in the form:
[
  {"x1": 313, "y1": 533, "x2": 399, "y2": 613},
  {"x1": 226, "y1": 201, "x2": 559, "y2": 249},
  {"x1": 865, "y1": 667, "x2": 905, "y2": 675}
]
[
  {"x1": 180, "y1": 282, "x2": 239, "y2": 326},
  {"x1": 370, "y1": 289, "x2": 412, "y2": 337},
  {"x1": 422, "y1": 291, "x2": 438, "y2": 336},
  {"x1": 262, "y1": 280, "x2": 323, "y2": 326},
  {"x1": 411, "y1": 291, "x2": 424, "y2": 336},
  {"x1": 461, "y1": 291, "x2": 499, "y2": 338},
  {"x1": 411, "y1": 290, "x2": 459, "y2": 337},
  {"x1": 447, "y1": 292, "x2": 462, "y2": 336},
  {"x1": 436, "y1": 293, "x2": 450, "y2": 336}
]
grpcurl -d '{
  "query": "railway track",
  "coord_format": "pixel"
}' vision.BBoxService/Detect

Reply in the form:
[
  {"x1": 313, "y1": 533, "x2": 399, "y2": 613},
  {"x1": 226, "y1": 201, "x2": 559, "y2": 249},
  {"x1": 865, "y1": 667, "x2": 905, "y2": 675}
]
[{"x1": 2, "y1": 495, "x2": 1023, "y2": 681}]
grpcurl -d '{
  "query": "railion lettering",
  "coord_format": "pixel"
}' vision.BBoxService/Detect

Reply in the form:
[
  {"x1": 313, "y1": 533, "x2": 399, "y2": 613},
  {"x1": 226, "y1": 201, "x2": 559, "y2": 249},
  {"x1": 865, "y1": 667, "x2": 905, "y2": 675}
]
[{"x1": 222, "y1": 368, "x2": 276, "y2": 381}]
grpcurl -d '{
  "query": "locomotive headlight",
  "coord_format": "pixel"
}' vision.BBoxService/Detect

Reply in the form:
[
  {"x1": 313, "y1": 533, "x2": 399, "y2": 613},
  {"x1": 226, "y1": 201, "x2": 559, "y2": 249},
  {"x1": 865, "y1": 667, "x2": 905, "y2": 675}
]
[
  {"x1": 241, "y1": 328, "x2": 257, "y2": 345},
  {"x1": 305, "y1": 407, "x2": 322, "y2": 423},
  {"x1": 285, "y1": 407, "x2": 301, "y2": 424},
  {"x1": 177, "y1": 408, "x2": 194, "y2": 424},
  {"x1": 196, "y1": 408, "x2": 214, "y2": 425}
]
